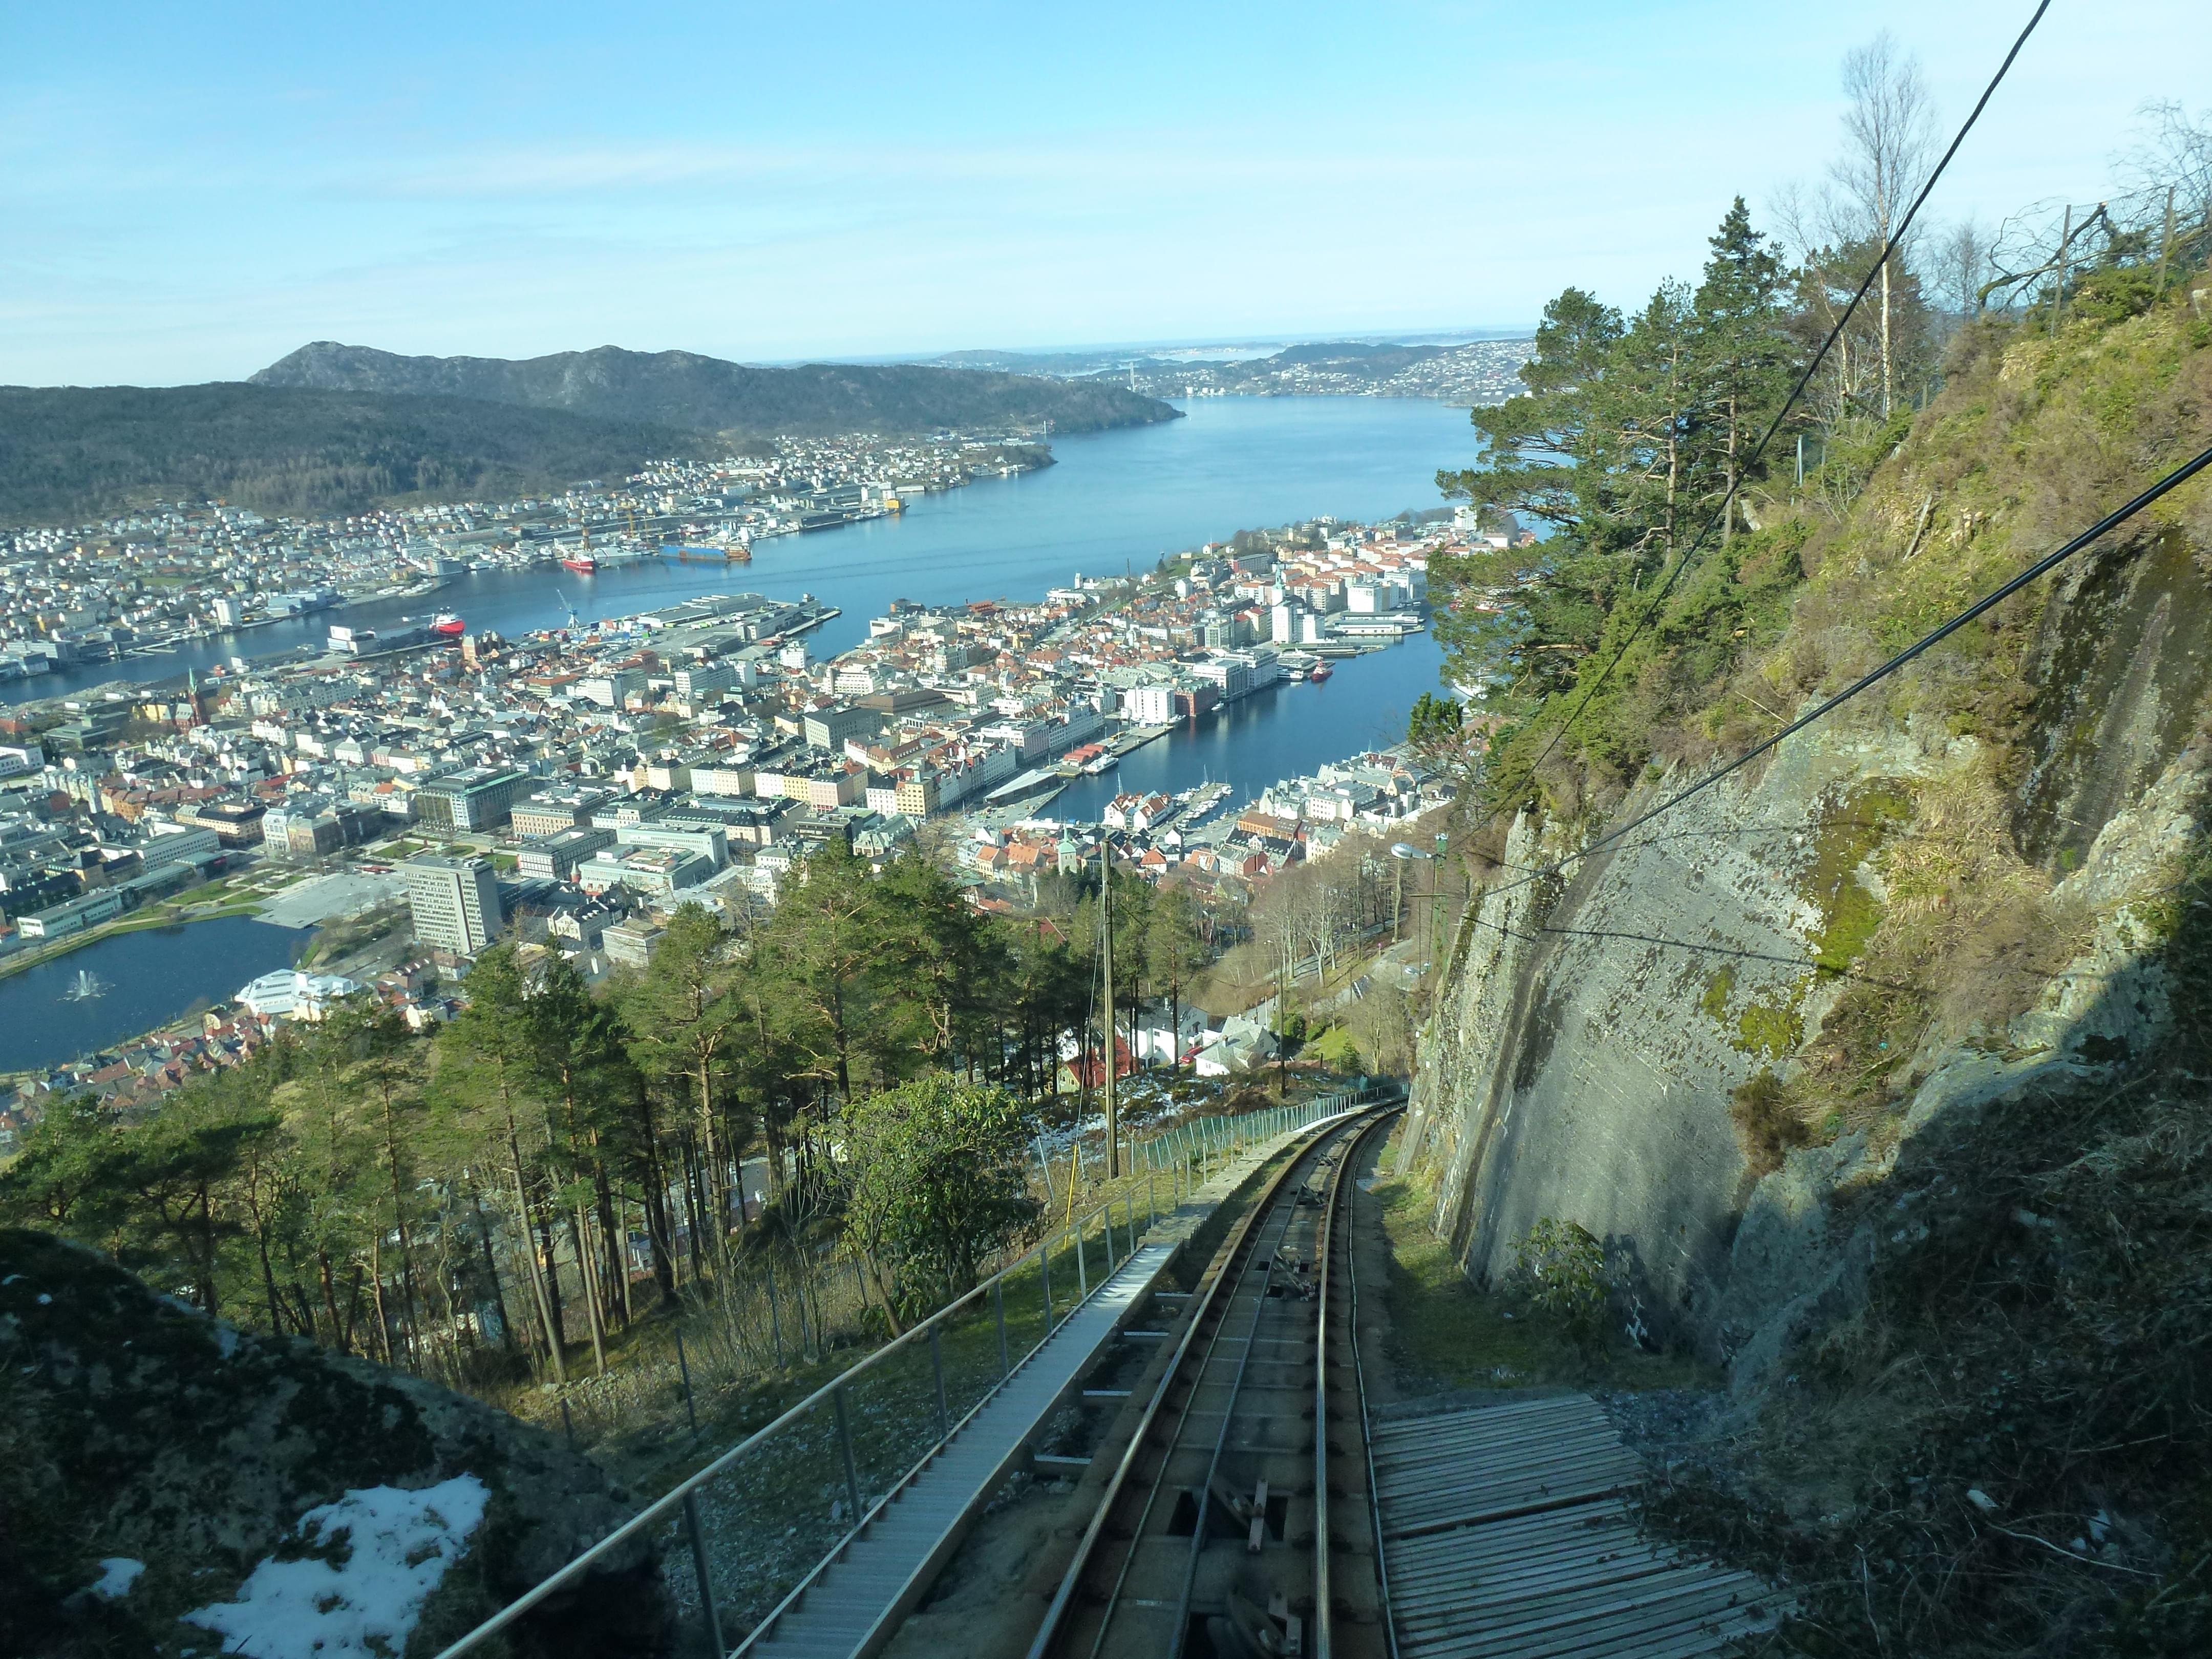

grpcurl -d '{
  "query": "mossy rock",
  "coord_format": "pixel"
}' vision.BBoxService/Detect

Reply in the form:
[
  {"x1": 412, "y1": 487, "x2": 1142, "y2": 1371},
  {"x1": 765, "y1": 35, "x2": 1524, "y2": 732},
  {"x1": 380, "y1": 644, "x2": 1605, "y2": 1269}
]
[{"x1": 0, "y1": 1228, "x2": 668, "y2": 1658}]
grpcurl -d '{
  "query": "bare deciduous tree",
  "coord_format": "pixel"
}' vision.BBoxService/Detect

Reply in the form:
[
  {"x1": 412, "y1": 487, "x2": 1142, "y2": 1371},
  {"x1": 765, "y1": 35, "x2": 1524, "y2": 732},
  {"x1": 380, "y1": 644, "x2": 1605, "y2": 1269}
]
[
  {"x1": 2119, "y1": 100, "x2": 2212, "y2": 235},
  {"x1": 1931, "y1": 218, "x2": 1991, "y2": 318},
  {"x1": 1830, "y1": 32, "x2": 1936, "y2": 414}
]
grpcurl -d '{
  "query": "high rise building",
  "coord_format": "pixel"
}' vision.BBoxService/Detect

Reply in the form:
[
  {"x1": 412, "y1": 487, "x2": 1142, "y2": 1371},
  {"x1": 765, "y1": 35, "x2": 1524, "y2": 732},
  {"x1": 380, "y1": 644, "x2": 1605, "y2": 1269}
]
[{"x1": 402, "y1": 855, "x2": 502, "y2": 956}]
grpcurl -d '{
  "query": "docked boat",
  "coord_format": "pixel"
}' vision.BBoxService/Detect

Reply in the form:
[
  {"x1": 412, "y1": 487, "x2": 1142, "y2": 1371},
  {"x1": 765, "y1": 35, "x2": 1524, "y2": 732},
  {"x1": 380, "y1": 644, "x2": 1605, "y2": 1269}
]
[
  {"x1": 1309, "y1": 662, "x2": 1333, "y2": 683},
  {"x1": 560, "y1": 554, "x2": 597, "y2": 575},
  {"x1": 430, "y1": 612, "x2": 466, "y2": 638},
  {"x1": 1081, "y1": 752, "x2": 1120, "y2": 776}
]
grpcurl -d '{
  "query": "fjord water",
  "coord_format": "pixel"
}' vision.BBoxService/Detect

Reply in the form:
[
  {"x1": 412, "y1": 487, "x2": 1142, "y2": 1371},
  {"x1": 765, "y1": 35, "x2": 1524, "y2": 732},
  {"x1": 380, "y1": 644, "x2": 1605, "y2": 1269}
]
[
  {"x1": 1051, "y1": 630, "x2": 1445, "y2": 822},
  {"x1": 13, "y1": 395, "x2": 1476, "y2": 693},
  {"x1": 3, "y1": 400, "x2": 1469, "y2": 1063}
]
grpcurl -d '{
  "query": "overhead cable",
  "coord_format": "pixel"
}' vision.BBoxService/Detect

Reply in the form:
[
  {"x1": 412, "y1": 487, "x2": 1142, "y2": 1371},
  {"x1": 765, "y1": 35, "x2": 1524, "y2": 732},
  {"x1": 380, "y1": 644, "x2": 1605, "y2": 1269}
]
[
  {"x1": 1476, "y1": 437, "x2": 2212, "y2": 905},
  {"x1": 1480, "y1": 0, "x2": 2054, "y2": 803}
]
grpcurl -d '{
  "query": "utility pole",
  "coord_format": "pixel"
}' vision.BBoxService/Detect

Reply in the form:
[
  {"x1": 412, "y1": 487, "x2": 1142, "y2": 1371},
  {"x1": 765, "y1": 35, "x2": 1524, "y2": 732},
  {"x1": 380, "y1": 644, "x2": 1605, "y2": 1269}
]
[
  {"x1": 2156, "y1": 186, "x2": 2178, "y2": 296},
  {"x1": 1277, "y1": 929, "x2": 1289, "y2": 1102},
  {"x1": 1101, "y1": 846, "x2": 1119, "y2": 1179},
  {"x1": 2050, "y1": 204, "x2": 2074, "y2": 332}
]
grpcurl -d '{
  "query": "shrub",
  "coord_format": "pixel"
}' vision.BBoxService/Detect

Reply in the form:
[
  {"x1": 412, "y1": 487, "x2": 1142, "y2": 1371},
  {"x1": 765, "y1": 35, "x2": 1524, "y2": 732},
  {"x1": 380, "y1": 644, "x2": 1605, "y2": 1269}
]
[
  {"x1": 1505, "y1": 1217, "x2": 1610, "y2": 1347},
  {"x1": 1730, "y1": 1068, "x2": 1810, "y2": 1176},
  {"x1": 837, "y1": 1076, "x2": 1040, "y2": 1322}
]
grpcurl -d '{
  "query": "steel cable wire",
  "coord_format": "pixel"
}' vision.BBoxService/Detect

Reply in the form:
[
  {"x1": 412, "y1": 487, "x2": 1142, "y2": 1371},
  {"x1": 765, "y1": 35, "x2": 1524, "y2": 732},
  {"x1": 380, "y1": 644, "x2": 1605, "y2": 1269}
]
[
  {"x1": 1464, "y1": 438, "x2": 2212, "y2": 910},
  {"x1": 1465, "y1": 0, "x2": 2053, "y2": 817}
]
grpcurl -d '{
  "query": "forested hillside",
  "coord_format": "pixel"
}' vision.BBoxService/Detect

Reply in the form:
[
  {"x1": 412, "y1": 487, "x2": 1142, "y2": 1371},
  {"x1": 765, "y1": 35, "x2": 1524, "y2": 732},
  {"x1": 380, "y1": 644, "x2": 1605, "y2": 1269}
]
[
  {"x1": 0, "y1": 382, "x2": 717, "y2": 523},
  {"x1": 1404, "y1": 83, "x2": 2212, "y2": 1656},
  {"x1": 251, "y1": 341, "x2": 1180, "y2": 437},
  {"x1": 0, "y1": 844, "x2": 1207, "y2": 1377}
]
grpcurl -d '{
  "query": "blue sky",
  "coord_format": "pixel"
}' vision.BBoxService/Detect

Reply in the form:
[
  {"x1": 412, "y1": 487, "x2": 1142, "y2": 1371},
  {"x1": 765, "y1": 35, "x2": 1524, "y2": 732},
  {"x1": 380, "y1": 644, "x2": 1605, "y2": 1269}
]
[{"x1": 5, "y1": 2, "x2": 2204, "y2": 385}]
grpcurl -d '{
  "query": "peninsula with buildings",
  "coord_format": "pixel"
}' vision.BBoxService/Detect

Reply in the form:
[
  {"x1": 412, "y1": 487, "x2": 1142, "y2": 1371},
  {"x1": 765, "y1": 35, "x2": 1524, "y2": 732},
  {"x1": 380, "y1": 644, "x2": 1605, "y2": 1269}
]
[
  {"x1": 935, "y1": 335, "x2": 1534, "y2": 403},
  {"x1": 0, "y1": 500, "x2": 1503, "y2": 1119},
  {"x1": 0, "y1": 344, "x2": 1173, "y2": 525},
  {"x1": 0, "y1": 430, "x2": 1056, "y2": 678}
]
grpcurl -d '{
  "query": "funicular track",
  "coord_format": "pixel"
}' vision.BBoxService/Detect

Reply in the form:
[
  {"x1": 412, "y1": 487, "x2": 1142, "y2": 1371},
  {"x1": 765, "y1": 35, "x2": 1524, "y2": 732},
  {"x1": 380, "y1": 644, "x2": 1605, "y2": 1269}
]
[{"x1": 1027, "y1": 1107, "x2": 1400, "y2": 1659}]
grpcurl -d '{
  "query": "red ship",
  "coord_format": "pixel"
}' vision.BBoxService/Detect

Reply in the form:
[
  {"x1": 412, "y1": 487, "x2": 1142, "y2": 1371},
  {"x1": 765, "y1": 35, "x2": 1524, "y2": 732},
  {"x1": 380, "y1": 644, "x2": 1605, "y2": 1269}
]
[
  {"x1": 1309, "y1": 661, "x2": 1333, "y2": 682},
  {"x1": 430, "y1": 612, "x2": 466, "y2": 639},
  {"x1": 560, "y1": 554, "x2": 597, "y2": 575}
]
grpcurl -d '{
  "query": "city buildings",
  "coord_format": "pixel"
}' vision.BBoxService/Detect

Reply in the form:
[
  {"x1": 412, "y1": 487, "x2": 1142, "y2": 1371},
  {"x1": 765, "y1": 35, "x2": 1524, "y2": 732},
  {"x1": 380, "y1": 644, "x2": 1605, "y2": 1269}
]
[
  {"x1": 412, "y1": 767, "x2": 527, "y2": 833},
  {"x1": 575, "y1": 844, "x2": 712, "y2": 900},
  {"x1": 401, "y1": 855, "x2": 502, "y2": 955},
  {"x1": 515, "y1": 826, "x2": 614, "y2": 880},
  {"x1": 2, "y1": 481, "x2": 1470, "y2": 997},
  {"x1": 234, "y1": 969, "x2": 361, "y2": 1022}
]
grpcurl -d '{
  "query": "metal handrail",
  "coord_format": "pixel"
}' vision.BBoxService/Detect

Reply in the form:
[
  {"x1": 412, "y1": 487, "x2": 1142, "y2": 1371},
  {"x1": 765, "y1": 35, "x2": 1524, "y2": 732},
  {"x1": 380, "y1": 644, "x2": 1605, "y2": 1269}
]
[
  {"x1": 733, "y1": 1190, "x2": 1158, "y2": 1655},
  {"x1": 430, "y1": 1087, "x2": 1379, "y2": 1659},
  {"x1": 427, "y1": 1186, "x2": 1135, "y2": 1659}
]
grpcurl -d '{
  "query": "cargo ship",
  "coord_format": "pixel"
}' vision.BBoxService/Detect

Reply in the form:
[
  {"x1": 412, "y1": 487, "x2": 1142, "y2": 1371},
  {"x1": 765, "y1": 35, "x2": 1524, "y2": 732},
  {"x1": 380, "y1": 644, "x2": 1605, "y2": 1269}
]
[
  {"x1": 560, "y1": 554, "x2": 597, "y2": 575},
  {"x1": 430, "y1": 613, "x2": 466, "y2": 639}
]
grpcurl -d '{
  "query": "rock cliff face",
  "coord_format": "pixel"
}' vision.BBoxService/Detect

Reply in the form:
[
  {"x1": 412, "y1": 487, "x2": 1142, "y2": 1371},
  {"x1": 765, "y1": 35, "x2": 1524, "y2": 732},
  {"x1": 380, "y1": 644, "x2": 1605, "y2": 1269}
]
[
  {"x1": 0, "y1": 1229, "x2": 666, "y2": 1658},
  {"x1": 1405, "y1": 508, "x2": 2211, "y2": 1387}
]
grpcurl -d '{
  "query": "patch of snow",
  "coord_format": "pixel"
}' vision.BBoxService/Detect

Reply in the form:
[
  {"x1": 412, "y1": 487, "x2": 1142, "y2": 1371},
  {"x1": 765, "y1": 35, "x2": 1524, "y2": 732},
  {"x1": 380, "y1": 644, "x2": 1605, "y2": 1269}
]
[
  {"x1": 216, "y1": 1324, "x2": 240, "y2": 1358},
  {"x1": 90, "y1": 1558, "x2": 145, "y2": 1600},
  {"x1": 36, "y1": 1293, "x2": 51, "y2": 1306},
  {"x1": 1, "y1": 1273, "x2": 24, "y2": 1285},
  {"x1": 184, "y1": 1475, "x2": 490, "y2": 1657}
]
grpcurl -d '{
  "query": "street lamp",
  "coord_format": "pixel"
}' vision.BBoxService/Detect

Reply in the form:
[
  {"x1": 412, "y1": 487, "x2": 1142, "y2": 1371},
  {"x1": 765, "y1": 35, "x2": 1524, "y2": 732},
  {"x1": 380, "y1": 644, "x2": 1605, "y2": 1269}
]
[{"x1": 1391, "y1": 838, "x2": 1447, "y2": 964}]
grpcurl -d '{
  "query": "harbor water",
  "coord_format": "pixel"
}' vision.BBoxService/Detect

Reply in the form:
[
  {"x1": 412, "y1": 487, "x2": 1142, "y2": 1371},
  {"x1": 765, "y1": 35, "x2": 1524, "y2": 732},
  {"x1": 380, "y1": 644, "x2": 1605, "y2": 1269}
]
[
  {"x1": 11, "y1": 395, "x2": 1476, "y2": 691},
  {"x1": 1050, "y1": 631, "x2": 1445, "y2": 822},
  {"x1": 2, "y1": 399, "x2": 1477, "y2": 1067}
]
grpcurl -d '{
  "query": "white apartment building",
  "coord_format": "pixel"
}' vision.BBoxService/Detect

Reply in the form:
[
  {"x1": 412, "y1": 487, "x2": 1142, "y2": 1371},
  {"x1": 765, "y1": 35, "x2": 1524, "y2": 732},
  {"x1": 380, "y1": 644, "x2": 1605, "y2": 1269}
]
[
  {"x1": 402, "y1": 855, "x2": 502, "y2": 956},
  {"x1": 1124, "y1": 685, "x2": 1177, "y2": 725}
]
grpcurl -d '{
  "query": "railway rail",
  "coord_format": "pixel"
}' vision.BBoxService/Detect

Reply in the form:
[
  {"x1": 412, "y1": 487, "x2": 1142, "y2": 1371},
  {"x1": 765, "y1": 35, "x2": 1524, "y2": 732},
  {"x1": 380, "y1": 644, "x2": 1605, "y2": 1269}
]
[{"x1": 1026, "y1": 1105, "x2": 1400, "y2": 1659}]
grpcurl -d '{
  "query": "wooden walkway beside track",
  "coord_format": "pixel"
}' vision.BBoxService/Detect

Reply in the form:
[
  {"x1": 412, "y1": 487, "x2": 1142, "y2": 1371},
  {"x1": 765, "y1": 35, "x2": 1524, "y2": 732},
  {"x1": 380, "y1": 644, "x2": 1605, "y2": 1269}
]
[{"x1": 1370, "y1": 1396, "x2": 1778, "y2": 1659}]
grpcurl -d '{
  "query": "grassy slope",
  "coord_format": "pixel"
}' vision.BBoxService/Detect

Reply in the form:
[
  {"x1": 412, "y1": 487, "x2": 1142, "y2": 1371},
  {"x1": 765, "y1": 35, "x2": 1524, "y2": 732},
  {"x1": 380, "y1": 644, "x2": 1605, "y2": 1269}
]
[
  {"x1": 1371, "y1": 1128, "x2": 1708, "y2": 1395},
  {"x1": 1483, "y1": 289, "x2": 2212, "y2": 816}
]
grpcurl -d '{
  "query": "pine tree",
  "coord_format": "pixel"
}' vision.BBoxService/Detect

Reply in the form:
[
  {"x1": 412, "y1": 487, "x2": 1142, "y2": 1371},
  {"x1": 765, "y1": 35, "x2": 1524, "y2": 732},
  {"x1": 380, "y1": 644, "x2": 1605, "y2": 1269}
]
[
  {"x1": 438, "y1": 945, "x2": 569, "y2": 1380},
  {"x1": 622, "y1": 905, "x2": 746, "y2": 1284},
  {"x1": 1692, "y1": 198, "x2": 1794, "y2": 543}
]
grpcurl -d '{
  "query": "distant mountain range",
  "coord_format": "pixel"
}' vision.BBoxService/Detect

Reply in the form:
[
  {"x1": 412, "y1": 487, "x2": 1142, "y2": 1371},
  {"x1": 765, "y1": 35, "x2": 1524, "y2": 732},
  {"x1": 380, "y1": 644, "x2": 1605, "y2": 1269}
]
[
  {"x1": 927, "y1": 336, "x2": 1534, "y2": 404},
  {"x1": 0, "y1": 384, "x2": 719, "y2": 524},
  {"x1": 0, "y1": 344, "x2": 1179, "y2": 525},
  {"x1": 251, "y1": 342, "x2": 1178, "y2": 437}
]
